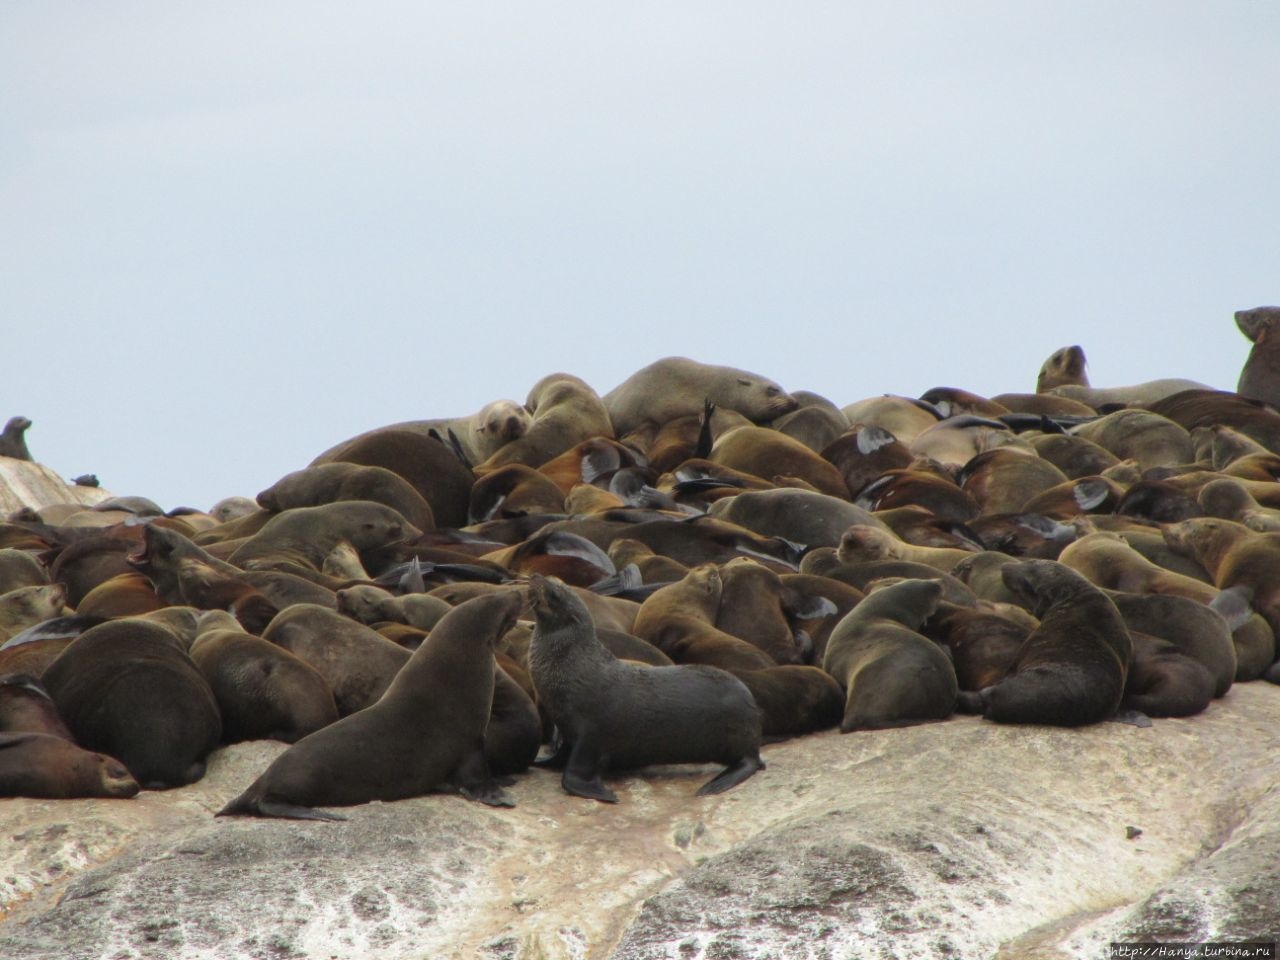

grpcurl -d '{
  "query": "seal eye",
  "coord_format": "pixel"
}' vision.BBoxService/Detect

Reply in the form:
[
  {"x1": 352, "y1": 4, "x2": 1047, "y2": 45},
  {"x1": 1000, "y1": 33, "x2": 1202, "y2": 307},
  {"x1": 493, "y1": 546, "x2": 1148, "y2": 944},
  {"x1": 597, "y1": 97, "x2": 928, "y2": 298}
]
[{"x1": 765, "y1": 386, "x2": 779, "y2": 398}]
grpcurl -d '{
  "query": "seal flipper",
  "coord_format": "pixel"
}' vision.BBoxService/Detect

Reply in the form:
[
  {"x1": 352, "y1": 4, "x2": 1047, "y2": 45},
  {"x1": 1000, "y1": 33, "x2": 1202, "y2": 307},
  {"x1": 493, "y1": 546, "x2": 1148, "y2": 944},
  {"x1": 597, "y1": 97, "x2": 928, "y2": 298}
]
[
  {"x1": 562, "y1": 737, "x2": 617, "y2": 803},
  {"x1": 1110, "y1": 708, "x2": 1153, "y2": 728},
  {"x1": 216, "y1": 790, "x2": 347, "y2": 821},
  {"x1": 451, "y1": 745, "x2": 515, "y2": 808},
  {"x1": 533, "y1": 725, "x2": 570, "y2": 768},
  {"x1": 696, "y1": 754, "x2": 765, "y2": 796}
]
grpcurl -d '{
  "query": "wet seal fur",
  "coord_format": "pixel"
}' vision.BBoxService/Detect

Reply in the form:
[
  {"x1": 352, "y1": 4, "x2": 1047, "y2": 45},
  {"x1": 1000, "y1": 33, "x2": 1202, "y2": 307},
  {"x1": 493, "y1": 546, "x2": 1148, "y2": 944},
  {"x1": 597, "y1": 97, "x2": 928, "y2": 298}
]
[
  {"x1": 218, "y1": 590, "x2": 525, "y2": 820},
  {"x1": 527, "y1": 574, "x2": 763, "y2": 803}
]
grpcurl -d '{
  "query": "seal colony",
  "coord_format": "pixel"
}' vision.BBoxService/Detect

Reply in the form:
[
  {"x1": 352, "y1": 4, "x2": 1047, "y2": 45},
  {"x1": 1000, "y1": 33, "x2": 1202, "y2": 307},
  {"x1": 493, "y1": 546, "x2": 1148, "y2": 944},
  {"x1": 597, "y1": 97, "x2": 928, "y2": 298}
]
[{"x1": 2, "y1": 314, "x2": 1280, "y2": 812}]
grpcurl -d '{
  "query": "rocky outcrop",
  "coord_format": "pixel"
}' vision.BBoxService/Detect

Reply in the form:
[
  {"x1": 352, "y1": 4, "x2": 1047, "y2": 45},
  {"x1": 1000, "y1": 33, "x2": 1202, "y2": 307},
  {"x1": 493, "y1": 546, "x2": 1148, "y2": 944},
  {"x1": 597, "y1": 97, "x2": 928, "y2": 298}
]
[
  {"x1": 2, "y1": 685, "x2": 1277, "y2": 959},
  {"x1": 0, "y1": 459, "x2": 109, "y2": 517}
]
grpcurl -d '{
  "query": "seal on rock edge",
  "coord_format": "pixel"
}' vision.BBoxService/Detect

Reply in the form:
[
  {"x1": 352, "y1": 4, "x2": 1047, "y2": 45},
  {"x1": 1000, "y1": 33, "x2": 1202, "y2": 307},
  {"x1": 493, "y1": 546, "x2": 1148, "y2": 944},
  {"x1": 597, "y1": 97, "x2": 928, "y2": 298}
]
[{"x1": 527, "y1": 574, "x2": 764, "y2": 803}]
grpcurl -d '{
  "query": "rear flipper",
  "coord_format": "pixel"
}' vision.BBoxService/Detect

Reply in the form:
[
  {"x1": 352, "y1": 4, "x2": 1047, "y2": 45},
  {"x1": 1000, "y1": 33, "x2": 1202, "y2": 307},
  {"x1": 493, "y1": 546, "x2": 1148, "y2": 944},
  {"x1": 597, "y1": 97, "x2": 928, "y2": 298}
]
[
  {"x1": 697, "y1": 754, "x2": 765, "y2": 796},
  {"x1": 216, "y1": 791, "x2": 346, "y2": 821},
  {"x1": 533, "y1": 726, "x2": 570, "y2": 769}
]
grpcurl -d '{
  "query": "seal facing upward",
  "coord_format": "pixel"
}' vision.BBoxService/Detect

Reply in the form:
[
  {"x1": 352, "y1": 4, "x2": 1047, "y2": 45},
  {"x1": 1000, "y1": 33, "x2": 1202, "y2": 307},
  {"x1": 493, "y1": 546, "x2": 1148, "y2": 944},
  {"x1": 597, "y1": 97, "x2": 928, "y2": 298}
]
[{"x1": 527, "y1": 574, "x2": 763, "y2": 803}]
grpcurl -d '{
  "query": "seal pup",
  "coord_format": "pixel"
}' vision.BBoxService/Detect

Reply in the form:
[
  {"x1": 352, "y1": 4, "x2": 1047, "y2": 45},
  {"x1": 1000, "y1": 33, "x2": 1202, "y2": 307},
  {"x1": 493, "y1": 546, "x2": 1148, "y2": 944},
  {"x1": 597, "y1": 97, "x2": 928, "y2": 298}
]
[
  {"x1": 219, "y1": 590, "x2": 525, "y2": 820},
  {"x1": 527, "y1": 574, "x2": 763, "y2": 803},
  {"x1": 970, "y1": 560, "x2": 1131, "y2": 726},
  {"x1": 821, "y1": 578, "x2": 957, "y2": 731}
]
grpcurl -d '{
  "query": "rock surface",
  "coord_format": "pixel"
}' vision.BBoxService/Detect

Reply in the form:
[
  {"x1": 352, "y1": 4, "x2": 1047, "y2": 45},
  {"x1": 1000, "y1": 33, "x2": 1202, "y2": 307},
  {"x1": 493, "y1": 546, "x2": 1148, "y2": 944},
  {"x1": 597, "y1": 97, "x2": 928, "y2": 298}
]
[
  {"x1": 0, "y1": 460, "x2": 109, "y2": 516},
  {"x1": 2, "y1": 685, "x2": 1277, "y2": 960}
]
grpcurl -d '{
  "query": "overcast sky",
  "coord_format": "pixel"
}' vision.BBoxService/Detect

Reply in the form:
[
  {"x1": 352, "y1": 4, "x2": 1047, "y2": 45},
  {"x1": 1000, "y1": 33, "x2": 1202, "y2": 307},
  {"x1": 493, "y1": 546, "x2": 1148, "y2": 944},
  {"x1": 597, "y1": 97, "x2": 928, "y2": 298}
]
[{"x1": 3, "y1": 2, "x2": 1277, "y2": 512}]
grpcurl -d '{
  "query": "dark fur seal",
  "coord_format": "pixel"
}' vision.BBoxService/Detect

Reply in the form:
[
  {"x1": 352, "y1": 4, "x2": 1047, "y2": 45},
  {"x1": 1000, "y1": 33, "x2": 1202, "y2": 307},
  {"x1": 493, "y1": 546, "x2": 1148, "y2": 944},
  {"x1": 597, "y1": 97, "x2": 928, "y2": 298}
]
[
  {"x1": 972, "y1": 560, "x2": 1131, "y2": 726},
  {"x1": 1, "y1": 731, "x2": 140, "y2": 799},
  {"x1": 0, "y1": 416, "x2": 33, "y2": 460},
  {"x1": 219, "y1": 590, "x2": 525, "y2": 820},
  {"x1": 527, "y1": 574, "x2": 763, "y2": 803},
  {"x1": 42, "y1": 618, "x2": 222, "y2": 788}
]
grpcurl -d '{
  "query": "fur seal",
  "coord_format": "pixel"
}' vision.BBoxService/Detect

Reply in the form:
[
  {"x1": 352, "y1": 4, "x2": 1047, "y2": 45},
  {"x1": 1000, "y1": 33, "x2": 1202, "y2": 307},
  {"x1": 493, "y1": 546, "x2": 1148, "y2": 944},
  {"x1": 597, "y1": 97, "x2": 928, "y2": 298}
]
[
  {"x1": 1036, "y1": 344, "x2": 1210, "y2": 406},
  {"x1": 707, "y1": 488, "x2": 888, "y2": 549},
  {"x1": 0, "y1": 548, "x2": 48, "y2": 593},
  {"x1": 1104, "y1": 590, "x2": 1236, "y2": 698},
  {"x1": 312, "y1": 428, "x2": 475, "y2": 528},
  {"x1": 1235, "y1": 305, "x2": 1280, "y2": 408},
  {"x1": 631, "y1": 564, "x2": 777, "y2": 671},
  {"x1": 256, "y1": 462, "x2": 435, "y2": 532},
  {"x1": 604, "y1": 357, "x2": 797, "y2": 437},
  {"x1": 0, "y1": 416, "x2": 33, "y2": 460},
  {"x1": 0, "y1": 672, "x2": 74, "y2": 738},
  {"x1": 189, "y1": 626, "x2": 339, "y2": 744},
  {"x1": 836, "y1": 524, "x2": 976, "y2": 573},
  {"x1": 715, "y1": 557, "x2": 829, "y2": 665},
  {"x1": 219, "y1": 590, "x2": 525, "y2": 820},
  {"x1": 1122, "y1": 632, "x2": 1216, "y2": 718},
  {"x1": 0, "y1": 731, "x2": 140, "y2": 799},
  {"x1": 313, "y1": 399, "x2": 532, "y2": 469},
  {"x1": 0, "y1": 583, "x2": 67, "y2": 643},
  {"x1": 971, "y1": 560, "x2": 1130, "y2": 726},
  {"x1": 1068, "y1": 410, "x2": 1194, "y2": 471},
  {"x1": 727, "y1": 665, "x2": 844, "y2": 740},
  {"x1": 475, "y1": 373, "x2": 614, "y2": 474},
  {"x1": 75, "y1": 572, "x2": 164, "y2": 619},
  {"x1": 821, "y1": 424, "x2": 915, "y2": 500},
  {"x1": 527, "y1": 574, "x2": 764, "y2": 802},
  {"x1": 42, "y1": 618, "x2": 222, "y2": 788},
  {"x1": 958, "y1": 448, "x2": 1069, "y2": 515},
  {"x1": 261, "y1": 603, "x2": 411, "y2": 715},
  {"x1": 228, "y1": 501, "x2": 420, "y2": 578},
  {"x1": 839, "y1": 396, "x2": 940, "y2": 445},
  {"x1": 821, "y1": 578, "x2": 957, "y2": 731},
  {"x1": 708, "y1": 425, "x2": 849, "y2": 498}
]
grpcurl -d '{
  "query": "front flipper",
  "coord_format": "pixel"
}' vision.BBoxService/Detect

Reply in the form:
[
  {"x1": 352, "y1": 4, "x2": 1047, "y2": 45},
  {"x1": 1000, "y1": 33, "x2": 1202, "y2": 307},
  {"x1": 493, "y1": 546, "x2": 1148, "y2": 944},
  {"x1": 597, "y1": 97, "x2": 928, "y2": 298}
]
[
  {"x1": 562, "y1": 738, "x2": 617, "y2": 803},
  {"x1": 697, "y1": 754, "x2": 765, "y2": 796},
  {"x1": 452, "y1": 746, "x2": 516, "y2": 808}
]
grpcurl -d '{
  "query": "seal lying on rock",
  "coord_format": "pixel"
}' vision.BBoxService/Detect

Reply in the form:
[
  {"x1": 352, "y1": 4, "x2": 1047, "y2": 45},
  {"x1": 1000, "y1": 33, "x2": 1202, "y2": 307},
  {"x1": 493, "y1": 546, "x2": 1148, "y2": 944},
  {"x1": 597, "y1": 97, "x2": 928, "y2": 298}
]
[{"x1": 527, "y1": 574, "x2": 763, "y2": 803}]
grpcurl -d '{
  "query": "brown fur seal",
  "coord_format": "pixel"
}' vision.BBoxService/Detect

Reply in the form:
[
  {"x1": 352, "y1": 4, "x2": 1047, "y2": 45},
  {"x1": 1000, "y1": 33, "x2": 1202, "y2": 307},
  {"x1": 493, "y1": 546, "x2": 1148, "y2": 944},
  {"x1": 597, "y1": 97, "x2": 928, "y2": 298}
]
[
  {"x1": 0, "y1": 416, "x2": 33, "y2": 460},
  {"x1": 1, "y1": 731, "x2": 140, "y2": 799},
  {"x1": 228, "y1": 500, "x2": 420, "y2": 577},
  {"x1": 715, "y1": 557, "x2": 825, "y2": 665},
  {"x1": 971, "y1": 560, "x2": 1130, "y2": 726},
  {"x1": 772, "y1": 397, "x2": 850, "y2": 453},
  {"x1": 1122, "y1": 632, "x2": 1216, "y2": 718},
  {"x1": 631, "y1": 564, "x2": 777, "y2": 671},
  {"x1": 312, "y1": 399, "x2": 532, "y2": 468},
  {"x1": 1163, "y1": 517, "x2": 1280, "y2": 642},
  {"x1": 469, "y1": 464, "x2": 568, "y2": 522},
  {"x1": 74, "y1": 572, "x2": 164, "y2": 619},
  {"x1": 1036, "y1": 344, "x2": 1210, "y2": 405},
  {"x1": 839, "y1": 396, "x2": 940, "y2": 445},
  {"x1": 1235, "y1": 305, "x2": 1280, "y2": 408},
  {"x1": 604, "y1": 357, "x2": 797, "y2": 437},
  {"x1": 219, "y1": 590, "x2": 525, "y2": 820},
  {"x1": 1068, "y1": 410, "x2": 1194, "y2": 471},
  {"x1": 312, "y1": 428, "x2": 475, "y2": 528},
  {"x1": 708, "y1": 425, "x2": 849, "y2": 498},
  {"x1": 189, "y1": 626, "x2": 339, "y2": 744},
  {"x1": 0, "y1": 583, "x2": 67, "y2": 642},
  {"x1": 1027, "y1": 433, "x2": 1121, "y2": 479},
  {"x1": 527, "y1": 574, "x2": 764, "y2": 802},
  {"x1": 256, "y1": 462, "x2": 435, "y2": 532},
  {"x1": 261, "y1": 603, "x2": 411, "y2": 715},
  {"x1": 922, "y1": 602, "x2": 1029, "y2": 694},
  {"x1": 958, "y1": 448, "x2": 1069, "y2": 515},
  {"x1": 42, "y1": 618, "x2": 222, "y2": 788},
  {"x1": 706, "y1": 487, "x2": 889, "y2": 549},
  {"x1": 908, "y1": 416, "x2": 1025, "y2": 466},
  {"x1": 0, "y1": 548, "x2": 48, "y2": 592},
  {"x1": 854, "y1": 468, "x2": 981, "y2": 523},
  {"x1": 821, "y1": 424, "x2": 915, "y2": 500},
  {"x1": 1104, "y1": 590, "x2": 1236, "y2": 698},
  {"x1": 836, "y1": 523, "x2": 977, "y2": 573},
  {"x1": 0, "y1": 673, "x2": 74, "y2": 738},
  {"x1": 475, "y1": 373, "x2": 614, "y2": 474},
  {"x1": 821, "y1": 578, "x2": 957, "y2": 731},
  {"x1": 726, "y1": 665, "x2": 844, "y2": 740}
]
